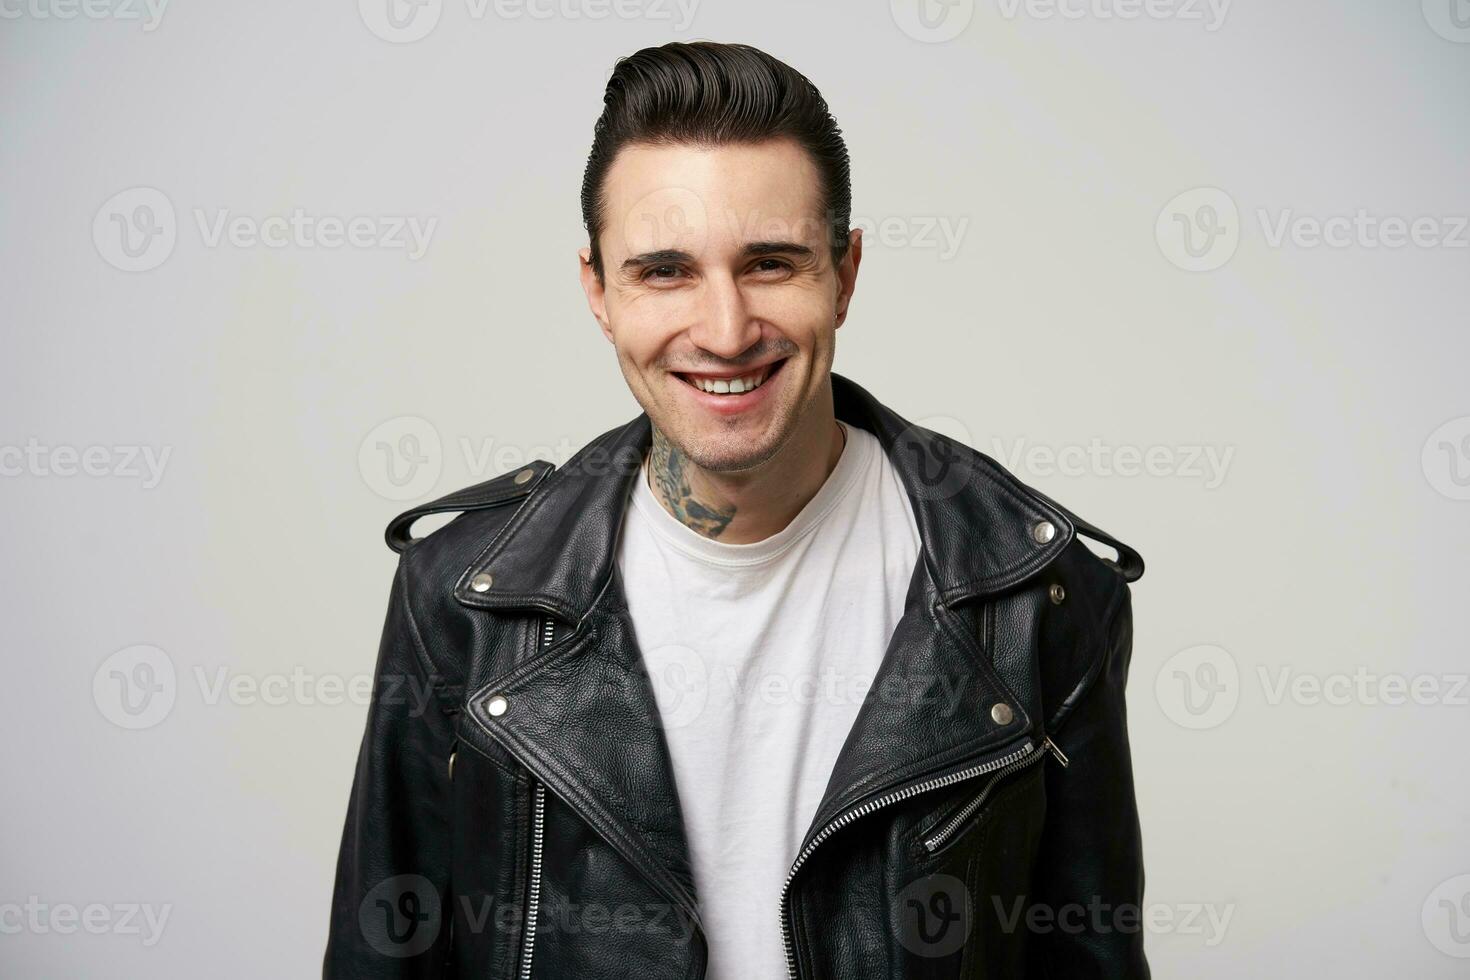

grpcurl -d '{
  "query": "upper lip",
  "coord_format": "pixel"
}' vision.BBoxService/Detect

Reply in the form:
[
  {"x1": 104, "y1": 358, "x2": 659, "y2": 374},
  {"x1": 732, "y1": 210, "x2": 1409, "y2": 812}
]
[{"x1": 674, "y1": 357, "x2": 788, "y2": 381}]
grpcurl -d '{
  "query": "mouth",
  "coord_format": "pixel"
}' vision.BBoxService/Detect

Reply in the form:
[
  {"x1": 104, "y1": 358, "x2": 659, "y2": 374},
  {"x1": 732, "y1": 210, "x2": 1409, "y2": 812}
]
[
  {"x1": 672, "y1": 357, "x2": 789, "y2": 415},
  {"x1": 676, "y1": 358, "x2": 785, "y2": 394}
]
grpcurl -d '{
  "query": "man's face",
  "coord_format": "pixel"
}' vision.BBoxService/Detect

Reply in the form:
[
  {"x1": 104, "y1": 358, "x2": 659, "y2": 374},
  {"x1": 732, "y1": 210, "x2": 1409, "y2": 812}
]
[{"x1": 580, "y1": 138, "x2": 860, "y2": 473}]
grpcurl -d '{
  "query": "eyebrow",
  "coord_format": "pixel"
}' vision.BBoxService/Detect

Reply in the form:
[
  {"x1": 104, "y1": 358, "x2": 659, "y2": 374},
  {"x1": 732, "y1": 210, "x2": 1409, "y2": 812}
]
[{"x1": 619, "y1": 240, "x2": 816, "y2": 273}]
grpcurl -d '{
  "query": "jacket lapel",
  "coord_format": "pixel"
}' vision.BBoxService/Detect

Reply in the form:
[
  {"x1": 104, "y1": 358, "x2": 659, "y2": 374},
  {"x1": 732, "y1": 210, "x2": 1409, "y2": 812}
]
[
  {"x1": 461, "y1": 594, "x2": 702, "y2": 928},
  {"x1": 801, "y1": 376, "x2": 1075, "y2": 839},
  {"x1": 454, "y1": 413, "x2": 704, "y2": 926}
]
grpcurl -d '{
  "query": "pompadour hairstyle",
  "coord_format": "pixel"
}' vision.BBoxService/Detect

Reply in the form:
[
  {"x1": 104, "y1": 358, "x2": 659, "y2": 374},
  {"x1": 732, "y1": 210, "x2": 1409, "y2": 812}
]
[{"x1": 580, "y1": 41, "x2": 852, "y2": 281}]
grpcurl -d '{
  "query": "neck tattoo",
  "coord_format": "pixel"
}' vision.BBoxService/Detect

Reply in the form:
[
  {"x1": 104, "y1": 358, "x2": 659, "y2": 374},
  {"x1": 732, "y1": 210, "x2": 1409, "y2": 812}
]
[{"x1": 648, "y1": 426, "x2": 736, "y2": 539}]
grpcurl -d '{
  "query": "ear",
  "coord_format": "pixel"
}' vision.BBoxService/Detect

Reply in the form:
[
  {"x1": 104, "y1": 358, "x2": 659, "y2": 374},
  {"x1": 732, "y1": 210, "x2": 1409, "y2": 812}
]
[
  {"x1": 834, "y1": 227, "x2": 863, "y2": 329},
  {"x1": 578, "y1": 246, "x2": 614, "y2": 343}
]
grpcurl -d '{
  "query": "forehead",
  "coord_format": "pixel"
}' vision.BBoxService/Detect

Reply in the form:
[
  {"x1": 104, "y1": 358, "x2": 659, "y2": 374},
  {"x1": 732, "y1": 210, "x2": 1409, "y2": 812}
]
[{"x1": 600, "y1": 139, "x2": 826, "y2": 260}]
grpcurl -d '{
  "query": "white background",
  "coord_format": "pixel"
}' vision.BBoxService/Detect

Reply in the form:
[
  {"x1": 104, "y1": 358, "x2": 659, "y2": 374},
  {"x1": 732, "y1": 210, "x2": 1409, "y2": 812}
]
[{"x1": 2, "y1": 0, "x2": 1468, "y2": 975}]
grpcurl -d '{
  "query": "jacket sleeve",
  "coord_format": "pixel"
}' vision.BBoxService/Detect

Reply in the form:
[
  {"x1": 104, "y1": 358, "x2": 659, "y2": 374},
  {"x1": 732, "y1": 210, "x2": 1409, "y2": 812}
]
[
  {"x1": 324, "y1": 557, "x2": 457, "y2": 978},
  {"x1": 1030, "y1": 582, "x2": 1150, "y2": 979}
]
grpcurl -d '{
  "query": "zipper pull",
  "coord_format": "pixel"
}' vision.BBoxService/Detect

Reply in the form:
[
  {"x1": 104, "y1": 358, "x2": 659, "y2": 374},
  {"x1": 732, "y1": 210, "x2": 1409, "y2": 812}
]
[
  {"x1": 1042, "y1": 735, "x2": 1070, "y2": 768},
  {"x1": 448, "y1": 740, "x2": 459, "y2": 782}
]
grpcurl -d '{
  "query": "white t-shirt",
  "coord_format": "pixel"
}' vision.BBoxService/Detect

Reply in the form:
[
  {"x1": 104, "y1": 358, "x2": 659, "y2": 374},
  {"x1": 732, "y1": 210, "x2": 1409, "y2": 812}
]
[{"x1": 614, "y1": 420, "x2": 922, "y2": 979}]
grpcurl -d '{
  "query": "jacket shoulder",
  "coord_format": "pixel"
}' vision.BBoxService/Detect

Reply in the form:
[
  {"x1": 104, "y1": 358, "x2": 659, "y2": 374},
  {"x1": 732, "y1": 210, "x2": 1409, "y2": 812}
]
[
  {"x1": 998, "y1": 481, "x2": 1145, "y2": 731},
  {"x1": 1032, "y1": 486, "x2": 1145, "y2": 585},
  {"x1": 961, "y1": 446, "x2": 1145, "y2": 586},
  {"x1": 377, "y1": 463, "x2": 557, "y2": 695},
  {"x1": 384, "y1": 459, "x2": 556, "y2": 554}
]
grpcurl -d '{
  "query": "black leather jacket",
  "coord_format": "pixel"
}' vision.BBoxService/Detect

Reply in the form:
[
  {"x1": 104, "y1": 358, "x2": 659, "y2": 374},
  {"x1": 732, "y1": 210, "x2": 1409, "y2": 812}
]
[{"x1": 325, "y1": 373, "x2": 1149, "y2": 979}]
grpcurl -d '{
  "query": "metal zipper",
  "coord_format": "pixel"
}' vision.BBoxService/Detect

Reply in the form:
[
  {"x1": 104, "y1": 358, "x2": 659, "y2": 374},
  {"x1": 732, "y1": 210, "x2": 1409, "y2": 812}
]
[
  {"x1": 518, "y1": 782, "x2": 545, "y2": 979},
  {"x1": 778, "y1": 737, "x2": 1036, "y2": 979},
  {"x1": 518, "y1": 615, "x2": 555, "y2": 980},
  {"x1": 921, "y1": 735, "x2": 1067, "y2": 852}
]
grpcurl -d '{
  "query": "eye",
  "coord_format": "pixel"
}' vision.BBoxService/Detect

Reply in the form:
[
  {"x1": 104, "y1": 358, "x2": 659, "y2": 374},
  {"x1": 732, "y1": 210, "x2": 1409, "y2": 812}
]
[
  {"x1": 642, "y1": 264, "x2": 685, "y2": 283},
  {"x1": 750, "y1": 257, "x2": 793, "y2": 275}
]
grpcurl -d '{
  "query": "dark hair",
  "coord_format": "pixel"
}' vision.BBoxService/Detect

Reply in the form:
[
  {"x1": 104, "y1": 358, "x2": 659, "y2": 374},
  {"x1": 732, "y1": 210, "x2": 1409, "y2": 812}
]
[{"x1": 580, "y1": 41, "x2": 852, "y2": 281}]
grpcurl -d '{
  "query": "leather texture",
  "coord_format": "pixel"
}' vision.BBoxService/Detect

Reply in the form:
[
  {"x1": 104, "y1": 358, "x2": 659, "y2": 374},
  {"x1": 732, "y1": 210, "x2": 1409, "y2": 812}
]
[{"x1": 324, "y1": 373, "x2": 1150, "y2": 979}]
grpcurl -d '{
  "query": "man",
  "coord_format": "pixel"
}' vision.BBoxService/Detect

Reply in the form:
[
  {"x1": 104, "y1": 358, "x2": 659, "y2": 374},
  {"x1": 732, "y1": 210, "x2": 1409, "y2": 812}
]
[{"x1": 326, "y1": 41, "x2": 1148, "y2": 979}]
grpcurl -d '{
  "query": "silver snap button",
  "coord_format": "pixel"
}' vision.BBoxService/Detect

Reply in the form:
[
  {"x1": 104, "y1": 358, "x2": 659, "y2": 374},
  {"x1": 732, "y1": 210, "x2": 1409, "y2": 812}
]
[
  {"x1": 990, "y1": 702, "x2": 1014, "y2": 725},
  {"x1": 1031, "y1": 520, "x2": 1056, "y2": 544},
  {"x1": 470, "y1": 572, "x2": 494, "y2": 593},
  {"x1": 487, "y1": 694, "x2": 509, "y2": 717},
  {"x1": 1049, "y1": 583, "x2": 1066, "y2": 604},
  {"x1": 513, "y1": 468, "x2": 535, "y2": 485}
]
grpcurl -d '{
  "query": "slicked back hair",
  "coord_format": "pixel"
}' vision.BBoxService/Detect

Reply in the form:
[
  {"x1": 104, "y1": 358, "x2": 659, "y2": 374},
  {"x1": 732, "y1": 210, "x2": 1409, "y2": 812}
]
[{"x1": 580, "y1": 41, "x2": 852, "y2": 282}]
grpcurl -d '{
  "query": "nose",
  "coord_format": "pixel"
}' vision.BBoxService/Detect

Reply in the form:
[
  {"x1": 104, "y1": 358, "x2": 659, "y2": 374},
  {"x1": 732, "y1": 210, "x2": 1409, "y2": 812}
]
[{"x1": 686, "y1": 275, "x2": 762, "y2": 360}]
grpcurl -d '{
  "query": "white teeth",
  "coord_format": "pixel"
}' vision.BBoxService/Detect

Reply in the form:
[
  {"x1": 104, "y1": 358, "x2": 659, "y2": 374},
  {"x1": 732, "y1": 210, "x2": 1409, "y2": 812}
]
[{"x1": 688, "y1": 368, "x2": 770, "y2": 395}]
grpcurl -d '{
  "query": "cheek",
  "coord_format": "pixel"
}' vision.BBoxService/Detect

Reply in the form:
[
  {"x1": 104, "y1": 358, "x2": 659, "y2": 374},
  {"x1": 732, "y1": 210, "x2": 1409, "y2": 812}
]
[
  {"x1": 607, "y1": 294, "x2": 687, "y2": 366},
  {"x1": 746, "y1": 287, "x2": 834, "y2": 337},
  {"x1": 752, "y1": 287, "x2": 823, "y2": 321},
  {"x1": 615, "y1": 335, "x2": 664, "y2": 377}
]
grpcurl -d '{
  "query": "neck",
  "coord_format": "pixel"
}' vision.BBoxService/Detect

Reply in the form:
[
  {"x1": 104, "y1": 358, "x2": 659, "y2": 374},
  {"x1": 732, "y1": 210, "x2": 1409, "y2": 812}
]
[{"x1": 646, "y1": 396, "x2": 846, "y2": 545}]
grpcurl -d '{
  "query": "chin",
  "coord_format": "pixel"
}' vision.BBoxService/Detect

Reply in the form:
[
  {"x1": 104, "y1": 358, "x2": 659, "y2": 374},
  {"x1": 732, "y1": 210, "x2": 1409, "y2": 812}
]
[{"x1": 667, "y1": 420, "x2": 789, "y2": 474}]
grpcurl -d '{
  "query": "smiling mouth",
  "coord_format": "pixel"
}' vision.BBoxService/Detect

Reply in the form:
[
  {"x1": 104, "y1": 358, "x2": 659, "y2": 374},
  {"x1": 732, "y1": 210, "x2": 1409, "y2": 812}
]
[{"x1": 675, "y1": 357, "x2": 788, "y2": 395}]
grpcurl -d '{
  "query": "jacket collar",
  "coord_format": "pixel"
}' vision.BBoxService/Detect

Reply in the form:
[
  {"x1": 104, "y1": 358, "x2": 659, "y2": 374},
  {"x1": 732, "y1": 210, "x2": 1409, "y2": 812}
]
[{"x1": 453, "y1": 372, "x2": 1076, "y2": 618}]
